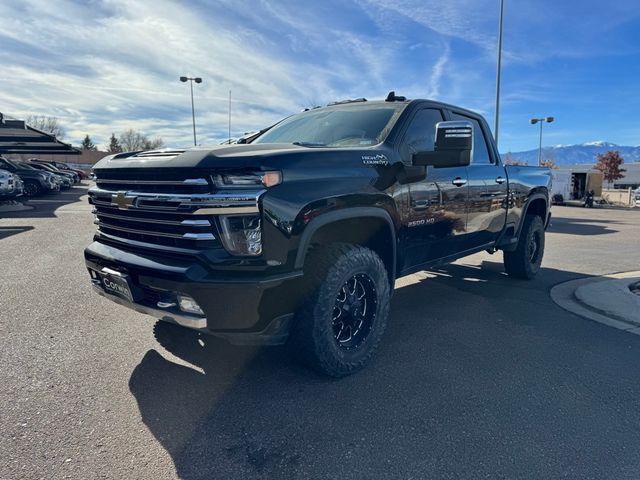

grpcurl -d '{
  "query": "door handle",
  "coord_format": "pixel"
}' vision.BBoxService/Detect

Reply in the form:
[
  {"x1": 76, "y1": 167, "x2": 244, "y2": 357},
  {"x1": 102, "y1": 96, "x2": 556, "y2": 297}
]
[
  {"x1": 411, "y1": 200, "x2": 430, "y2": 210},
  {"x1": 495, "y1": 176, "x2": 506, "y2": 184},
  {"x1": 452, "y1": 177, "x2": 467, "y2": 187}
]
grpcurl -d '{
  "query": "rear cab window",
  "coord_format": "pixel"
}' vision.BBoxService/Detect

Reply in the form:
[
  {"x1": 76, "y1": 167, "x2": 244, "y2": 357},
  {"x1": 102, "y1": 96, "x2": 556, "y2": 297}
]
[{"x1": 450, "y1": 112, "x2": 494, "y2": 165}]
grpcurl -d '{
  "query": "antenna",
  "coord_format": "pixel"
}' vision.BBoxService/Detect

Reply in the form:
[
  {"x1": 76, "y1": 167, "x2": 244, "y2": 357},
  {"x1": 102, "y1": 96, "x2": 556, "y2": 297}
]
[{"x1": 228, "y1": 90, "x2": 231, "y2": 144}]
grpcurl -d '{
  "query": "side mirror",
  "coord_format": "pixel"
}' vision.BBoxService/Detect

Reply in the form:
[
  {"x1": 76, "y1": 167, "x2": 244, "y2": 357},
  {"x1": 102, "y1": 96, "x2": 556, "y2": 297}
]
[{"x1": 412, "y1": 120, "x2": 473, "y2": 168}]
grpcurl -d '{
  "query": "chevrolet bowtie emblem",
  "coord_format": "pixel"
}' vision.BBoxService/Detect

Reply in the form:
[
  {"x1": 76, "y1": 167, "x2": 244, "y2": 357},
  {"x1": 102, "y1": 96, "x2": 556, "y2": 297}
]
[{"x1": 111, "y1": 191, "x2": 136, "y2": 210}]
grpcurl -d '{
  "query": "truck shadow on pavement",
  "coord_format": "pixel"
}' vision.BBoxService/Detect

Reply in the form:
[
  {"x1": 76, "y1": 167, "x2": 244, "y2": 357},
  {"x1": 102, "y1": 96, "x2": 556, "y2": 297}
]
[
  {"x1": 127, "y1": 261, "x2": 640, "y2": 480},
  {"x1": 547, "y1": 216, "x2": 621, "y2": 236}
]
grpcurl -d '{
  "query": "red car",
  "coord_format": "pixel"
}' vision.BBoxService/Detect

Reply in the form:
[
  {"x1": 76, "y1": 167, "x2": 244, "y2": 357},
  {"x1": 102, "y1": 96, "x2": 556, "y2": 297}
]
[{"x1": 29, "y1": 159, "x2": 89, "y2": 180}]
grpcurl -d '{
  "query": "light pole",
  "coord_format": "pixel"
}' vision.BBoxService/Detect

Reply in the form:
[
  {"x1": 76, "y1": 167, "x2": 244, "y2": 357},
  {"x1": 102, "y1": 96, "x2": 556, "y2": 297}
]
[
  {"x1": 179, "y1": 76, "x2": 202, "y2": 146},
  {"x1": 530, "y1": 116, "x2": 554, "y2": 165},
  {"x1": 494, "y1": 0, "x2": 504, "y2": 146}
]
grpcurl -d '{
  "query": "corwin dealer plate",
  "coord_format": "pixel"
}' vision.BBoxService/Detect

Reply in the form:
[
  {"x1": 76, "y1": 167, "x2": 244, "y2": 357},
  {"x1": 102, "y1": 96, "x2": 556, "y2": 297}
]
[{"x1": 101, "y1": 270, "x2": 135, "y2": 302}]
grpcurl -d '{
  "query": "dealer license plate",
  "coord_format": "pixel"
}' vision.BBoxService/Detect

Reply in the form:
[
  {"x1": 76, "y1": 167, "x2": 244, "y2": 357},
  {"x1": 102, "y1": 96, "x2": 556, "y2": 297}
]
[{"x1": 101, "y1": 269, "x2": 135, "y2": 302}]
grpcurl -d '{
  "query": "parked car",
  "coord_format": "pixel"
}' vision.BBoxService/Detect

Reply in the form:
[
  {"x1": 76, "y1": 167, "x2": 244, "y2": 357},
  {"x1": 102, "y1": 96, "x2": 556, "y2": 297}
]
[
  {"x1": 30, "y1": 159, "x2": 87, "y2": 180},
  {"x1": 0, "y1": 170, "x2": 23, "y2": 200},
  {"x1": 0, "y1": 157, "x2": 60, "y2": 196},
  {"x1": 86, "y1": 93, "x2": 552, "y2": 377},
  {"x1": 27, "y1": 160, "x2": 79, "y2": 183},
  {"x1": 25, "y1": 161, "x2": 73, "y2": 189}
]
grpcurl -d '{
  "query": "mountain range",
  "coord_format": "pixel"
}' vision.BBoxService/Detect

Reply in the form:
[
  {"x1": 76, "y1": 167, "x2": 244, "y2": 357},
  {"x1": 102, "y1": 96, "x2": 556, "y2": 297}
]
[{"x1": 503, "y1": 141, "x2": 640, "y2": 166}]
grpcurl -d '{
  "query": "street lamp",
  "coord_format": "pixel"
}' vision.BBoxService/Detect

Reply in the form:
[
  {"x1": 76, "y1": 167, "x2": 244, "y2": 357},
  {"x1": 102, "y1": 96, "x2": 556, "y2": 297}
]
[
  {"x1": 530, "y1": 116, "x2": 554, "y2": 165},
  {"x1": 180, "y1": 76, "x2": 203, "y2": 146},
  {"x1": 494, "y1": 0, "x2": 504, "y2": 146}
]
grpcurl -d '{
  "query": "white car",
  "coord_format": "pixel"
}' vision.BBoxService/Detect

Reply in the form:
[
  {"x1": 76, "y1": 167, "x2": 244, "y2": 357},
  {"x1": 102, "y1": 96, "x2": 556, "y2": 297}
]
[{"x1": 0, "y1": 170, "x2": 24, "y2": 200}]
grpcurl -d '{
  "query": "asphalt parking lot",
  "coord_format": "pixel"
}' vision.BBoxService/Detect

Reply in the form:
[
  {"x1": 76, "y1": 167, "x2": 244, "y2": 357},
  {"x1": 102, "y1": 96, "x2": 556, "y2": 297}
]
[{"x1": 1, "y1": 187, "x2": 640, "y2": 480}]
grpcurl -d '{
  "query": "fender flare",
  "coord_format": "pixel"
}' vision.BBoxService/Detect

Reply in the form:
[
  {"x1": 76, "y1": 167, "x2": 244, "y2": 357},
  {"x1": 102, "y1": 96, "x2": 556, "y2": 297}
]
[
  {"x1": 294, "y1": 207, "x2": 397, "y2": 281},
  {"x1": 516, "y1": 192, "x2": 549, "y2": 238}
]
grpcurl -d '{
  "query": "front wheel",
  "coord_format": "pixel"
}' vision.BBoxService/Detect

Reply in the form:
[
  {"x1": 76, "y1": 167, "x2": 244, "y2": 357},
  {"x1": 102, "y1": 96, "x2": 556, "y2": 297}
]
[
  {"x1": 503, "y1": 214, "x2": 545, "y2": 280},
  {"x1": 23, "y1": 180, "x2": 42, "y2": 197},
  {"x1": 289, "y1": 243, "x2": 390, "y2": 377}
]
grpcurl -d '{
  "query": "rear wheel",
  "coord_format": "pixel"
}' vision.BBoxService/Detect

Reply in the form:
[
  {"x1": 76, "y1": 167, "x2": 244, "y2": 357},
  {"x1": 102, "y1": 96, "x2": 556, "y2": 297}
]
[
  {"x1": 503, "y1": 214, "x2": 545, "y2": 280},
  {"x1": 289, "y1": 243, "x2": 390, "y2": 377},
  {"x1": 23, "y1": 180, "x2": 41, "y2": 197}
]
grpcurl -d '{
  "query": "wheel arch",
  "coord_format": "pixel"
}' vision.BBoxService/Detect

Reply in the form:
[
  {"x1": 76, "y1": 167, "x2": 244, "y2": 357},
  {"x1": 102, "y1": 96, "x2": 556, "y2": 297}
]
[
  {"x1": 517, "y1": 192, "x2": 549, "y2": 236},
  {"x1": 294, "y1": 207, "x2": 397, "y2": 286}
]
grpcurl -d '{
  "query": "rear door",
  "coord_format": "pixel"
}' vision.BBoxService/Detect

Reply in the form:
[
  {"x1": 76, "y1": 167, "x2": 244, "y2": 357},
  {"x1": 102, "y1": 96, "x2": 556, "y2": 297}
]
[
  {"x1": 449, "y1": 111, "x2": 508, "y2": 247},
  {"x1": 399, "y1": 107, "x2": 469, "y2": 268}
]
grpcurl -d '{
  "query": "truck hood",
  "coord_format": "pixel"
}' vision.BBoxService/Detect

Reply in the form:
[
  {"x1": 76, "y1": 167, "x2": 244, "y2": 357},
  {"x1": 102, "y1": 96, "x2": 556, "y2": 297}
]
[{"x1": 93, "y1": 143, "x2": 387, "y2": 171}]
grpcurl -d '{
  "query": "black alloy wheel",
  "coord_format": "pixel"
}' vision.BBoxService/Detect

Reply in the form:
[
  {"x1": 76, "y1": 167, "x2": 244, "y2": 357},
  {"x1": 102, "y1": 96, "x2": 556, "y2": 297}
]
[
  {"x1": 289, "y1": 243, "x2": 390, "y2": 377},
  {"x1": 504, "y1": 214, "x2": 545, "y2": 280},
  {"x1": 332, "y1": 273, "x2": 377, "y2": 349}
]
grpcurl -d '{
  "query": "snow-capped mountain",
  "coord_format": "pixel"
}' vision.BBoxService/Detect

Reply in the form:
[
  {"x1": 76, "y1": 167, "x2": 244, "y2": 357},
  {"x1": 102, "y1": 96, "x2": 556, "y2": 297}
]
[{"x1": 503, "y1": 142, "x2": 640, "y2": 166}]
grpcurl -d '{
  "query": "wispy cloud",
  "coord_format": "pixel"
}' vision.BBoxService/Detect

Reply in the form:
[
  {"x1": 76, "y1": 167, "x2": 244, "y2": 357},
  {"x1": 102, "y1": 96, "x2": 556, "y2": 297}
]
[{"x1": 0, "y1": 0, "x2": 639, "y2": 153}]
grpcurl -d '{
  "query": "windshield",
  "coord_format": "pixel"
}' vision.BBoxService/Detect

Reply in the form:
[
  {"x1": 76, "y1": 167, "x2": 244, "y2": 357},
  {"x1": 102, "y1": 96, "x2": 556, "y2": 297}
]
[
  {"x1": 253, "y1": 104, "x2": 405, "y2": 147},
  {"x1": 16, "y1": 161, "x2": 38, "y2": 170},
  {"x1": 36, "y1": 164, "x2": 59, "y2": 173}
]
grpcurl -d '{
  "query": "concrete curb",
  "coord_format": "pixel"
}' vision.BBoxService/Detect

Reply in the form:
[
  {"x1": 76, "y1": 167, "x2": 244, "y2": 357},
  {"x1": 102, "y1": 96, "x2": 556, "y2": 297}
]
[{"x1": 550, "y1": 271, "x2": 640, "y2": 335}]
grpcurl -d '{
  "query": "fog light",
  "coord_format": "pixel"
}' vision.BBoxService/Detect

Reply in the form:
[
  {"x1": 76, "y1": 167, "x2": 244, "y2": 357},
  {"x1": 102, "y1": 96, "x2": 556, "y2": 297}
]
[
  {"x1": 177, "y1": 294, "x2": 205, "y2": 316},
  {"x1": 219, "y1": 215, "x2": 262, "y2": 256}
]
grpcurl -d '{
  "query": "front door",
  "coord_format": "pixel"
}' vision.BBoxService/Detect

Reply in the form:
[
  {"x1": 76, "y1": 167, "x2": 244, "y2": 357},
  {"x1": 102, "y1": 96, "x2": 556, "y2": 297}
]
[{"x1": 399, "y1": 108, "x2": 469, "y2": 268}]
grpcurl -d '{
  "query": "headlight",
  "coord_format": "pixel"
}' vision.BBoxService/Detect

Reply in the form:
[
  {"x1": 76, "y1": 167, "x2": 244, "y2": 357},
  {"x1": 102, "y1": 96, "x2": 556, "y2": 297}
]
[
  {"x1": 213, "y1": 171, "x2": 281, "y2": 188},
  {"x1": 219, "y1": 215, "x2": 262, "y2": 256}
]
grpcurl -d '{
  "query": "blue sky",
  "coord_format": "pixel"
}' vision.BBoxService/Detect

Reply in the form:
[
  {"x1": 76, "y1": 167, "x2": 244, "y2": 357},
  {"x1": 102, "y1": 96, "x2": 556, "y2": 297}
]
[{"x1": 0, "y1": 0, "x2": 639, "y2": 152}]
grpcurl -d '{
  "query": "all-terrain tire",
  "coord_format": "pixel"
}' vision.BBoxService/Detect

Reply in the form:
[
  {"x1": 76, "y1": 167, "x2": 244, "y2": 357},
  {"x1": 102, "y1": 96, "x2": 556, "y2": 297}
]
[
  {"x1": 288, "y1": 243, "x2": 390, "y2": 377},
  {"x1": 504, "y1": 214, "x2": 545, "y2": 280}
]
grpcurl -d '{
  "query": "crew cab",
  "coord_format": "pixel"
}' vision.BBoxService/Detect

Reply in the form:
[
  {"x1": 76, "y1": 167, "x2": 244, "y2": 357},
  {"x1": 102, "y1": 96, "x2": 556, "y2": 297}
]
[{"x1": 85, "y1": 93, "x2": 551, "y2": 377}]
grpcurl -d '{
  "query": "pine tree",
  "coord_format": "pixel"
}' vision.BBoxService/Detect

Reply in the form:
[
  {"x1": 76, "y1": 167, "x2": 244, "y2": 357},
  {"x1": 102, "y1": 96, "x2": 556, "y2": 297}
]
[
  {"x1": 107, "y1": 133, "x2": 122, "y2": 153},
  {"x1": 80, "y1": 134, "x2": 97, "y2": 151}
]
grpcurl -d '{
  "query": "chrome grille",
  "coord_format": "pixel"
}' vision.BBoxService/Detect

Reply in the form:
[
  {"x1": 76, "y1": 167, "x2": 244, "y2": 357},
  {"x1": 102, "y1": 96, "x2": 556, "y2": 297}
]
[
  {"x1": 89, "y1": 171, "x2": 264, "y2": 252},
  {"x1": 95, "y1": 174, "x2": 210, "y2": 194}
]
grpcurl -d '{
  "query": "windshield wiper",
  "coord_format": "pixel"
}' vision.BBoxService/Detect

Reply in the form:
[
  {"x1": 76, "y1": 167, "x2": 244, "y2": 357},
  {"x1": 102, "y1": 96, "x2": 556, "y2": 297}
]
[{"x1": 292, "y1": 141, "x2": 327, "y2": 147}]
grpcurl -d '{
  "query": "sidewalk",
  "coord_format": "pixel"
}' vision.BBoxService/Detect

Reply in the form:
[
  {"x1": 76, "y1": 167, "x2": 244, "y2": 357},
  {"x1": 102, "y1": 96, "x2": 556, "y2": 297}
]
[{"x1": 551, "y1": 271, "x2": 640, "y2": 334}]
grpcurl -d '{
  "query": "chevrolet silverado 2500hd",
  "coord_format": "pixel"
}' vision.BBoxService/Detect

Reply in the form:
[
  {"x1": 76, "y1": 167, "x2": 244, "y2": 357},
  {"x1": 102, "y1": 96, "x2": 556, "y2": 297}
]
[{"x1": 85, "y1": 93, "x2": 552, "y2": 377}]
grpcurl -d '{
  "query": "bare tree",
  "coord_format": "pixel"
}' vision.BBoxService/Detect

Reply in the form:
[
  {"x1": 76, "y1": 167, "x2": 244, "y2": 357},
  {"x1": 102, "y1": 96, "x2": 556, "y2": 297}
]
[
  {"x1": 118, "y1": 129, "x2": 164, "y2": 151},
  {"x1": 25, "y1": 115, "x2": 66, "y2": 139},
  {"x1": 540, "y1": 159, "x2": 558, "y2": 169},
  {"x1": 503, "y1": 152, "x2": 528, "y2": 166}
]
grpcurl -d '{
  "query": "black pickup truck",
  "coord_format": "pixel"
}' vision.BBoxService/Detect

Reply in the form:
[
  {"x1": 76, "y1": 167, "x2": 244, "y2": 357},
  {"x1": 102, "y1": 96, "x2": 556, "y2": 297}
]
[{"x1": 85, "y1": 93, "x2": 551, "y2": 377}]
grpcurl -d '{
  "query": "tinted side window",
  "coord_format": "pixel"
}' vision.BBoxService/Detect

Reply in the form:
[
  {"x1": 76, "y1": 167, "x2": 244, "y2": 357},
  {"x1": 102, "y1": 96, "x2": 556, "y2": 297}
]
[
  {"x1": 450, "y1": 112, "x2": 492, "y2": 164},
  {"x1": 399, "y1": 108, "x2": 444, "y2": 162}
]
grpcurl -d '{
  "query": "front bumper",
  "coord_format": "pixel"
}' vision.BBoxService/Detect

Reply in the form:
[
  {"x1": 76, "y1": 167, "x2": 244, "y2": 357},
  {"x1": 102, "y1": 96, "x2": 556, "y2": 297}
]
[
  {"x1": 0, "y1": 186, "x2": 19, "y2": 199},
  {"x1": 84, "y1": 241, "x2": 303, "y2": 345},
  {"x1": 44, "y1": 182, "x2": 60, "y2": 192}
]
